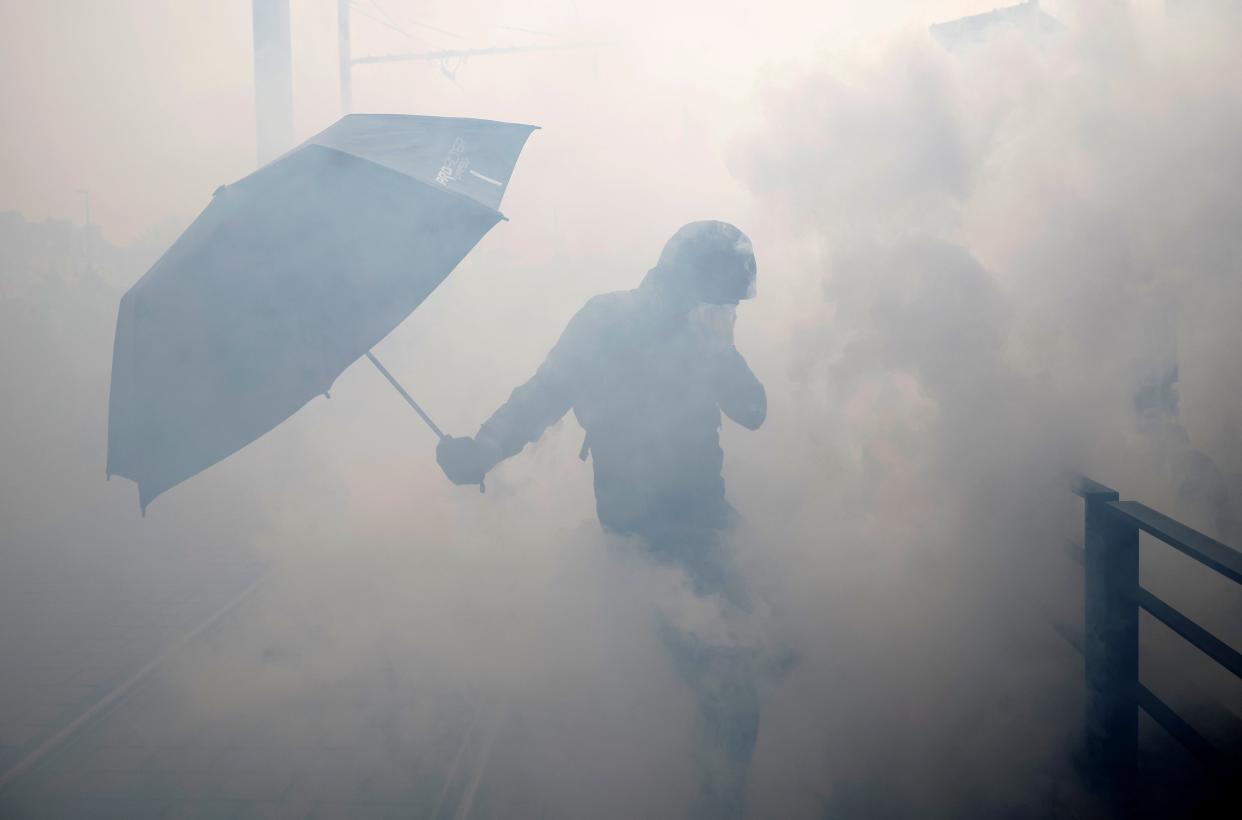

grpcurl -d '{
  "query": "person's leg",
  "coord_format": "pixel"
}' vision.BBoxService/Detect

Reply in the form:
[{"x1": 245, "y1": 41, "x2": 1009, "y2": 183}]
[
  {"x1": 609, "y1": 515, "x2": 761, "y2": 817},
  {"x1": 658, "y1": 610, "x2": 759, "y2": 820},
  {"x1": 688, "y1": 643, "x2": 760, "y2": 819}
]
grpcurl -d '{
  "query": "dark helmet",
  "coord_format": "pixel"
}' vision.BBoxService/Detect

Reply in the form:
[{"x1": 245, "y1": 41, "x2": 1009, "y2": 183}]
[{"x1": 645, "y1": 221, "x2": 757, "y2": 305}]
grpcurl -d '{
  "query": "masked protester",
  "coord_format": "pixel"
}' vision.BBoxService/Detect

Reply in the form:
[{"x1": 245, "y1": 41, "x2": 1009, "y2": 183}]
[{"x1": 437, "y1": 220, "x2": 766, "y2": 818}]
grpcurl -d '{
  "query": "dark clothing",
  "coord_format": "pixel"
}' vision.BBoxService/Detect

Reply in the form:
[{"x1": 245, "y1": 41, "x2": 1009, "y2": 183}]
[
  {"x1": 473, "y1": 274, "x2": 766, "y2": 819},
  {"x1": 475, "y1": 285, "x2": 765, "y2": 564}
]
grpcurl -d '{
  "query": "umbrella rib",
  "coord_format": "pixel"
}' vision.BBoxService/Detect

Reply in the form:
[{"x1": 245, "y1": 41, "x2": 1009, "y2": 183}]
[
  {"x1": 310, "y1": 145, "x2": 510, "y2": 221},
  {"x1": 365, "y1": 351, "x2": 446, "y2": 440}
]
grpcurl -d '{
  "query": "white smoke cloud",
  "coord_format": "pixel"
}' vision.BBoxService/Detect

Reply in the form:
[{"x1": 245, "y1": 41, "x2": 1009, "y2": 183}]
[
  {"x1": 727, "y1": 3, "x2": 1242, "y2": 814},
  {"x1": 4, "y1": 2, "x2": 1242, "y2": 818}
]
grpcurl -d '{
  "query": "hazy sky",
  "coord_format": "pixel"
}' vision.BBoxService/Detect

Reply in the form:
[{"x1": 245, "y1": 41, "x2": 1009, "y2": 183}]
[{"x1": 0, "y1": 0, "x2": 1098, "y2": 243}]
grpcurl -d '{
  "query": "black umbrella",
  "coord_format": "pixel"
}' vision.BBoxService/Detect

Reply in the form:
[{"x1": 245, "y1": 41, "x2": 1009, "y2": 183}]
[{"x1": 107, "y1": 114, "x2": 536, "y2": 511}]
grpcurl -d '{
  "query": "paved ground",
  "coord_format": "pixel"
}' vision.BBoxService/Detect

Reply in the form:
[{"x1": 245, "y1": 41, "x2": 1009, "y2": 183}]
[
  {"x1": 0, "y1": 579, "x2": 509, "y2": 820},
  {"x1": 0, "y1": 549, "x2": 263, "y2": 788}
]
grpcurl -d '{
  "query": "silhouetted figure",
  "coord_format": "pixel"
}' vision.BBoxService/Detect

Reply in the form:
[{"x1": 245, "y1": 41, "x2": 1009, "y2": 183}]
[{"x1": 437, "y1": 220, "x2": 765, "y2": 818}]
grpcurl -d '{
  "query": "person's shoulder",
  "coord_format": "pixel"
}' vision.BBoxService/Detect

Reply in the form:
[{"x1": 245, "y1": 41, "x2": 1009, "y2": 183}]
[
  {"x1": 583, "y1": 289, "x2": 634, "y2": 310},
  {"x1": 573, "y1": 289, "x2": 637, "y2": 323}
]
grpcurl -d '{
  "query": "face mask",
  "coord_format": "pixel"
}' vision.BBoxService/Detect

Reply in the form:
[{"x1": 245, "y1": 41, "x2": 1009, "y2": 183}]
[{"x1": 688, "y1": 303, "x2": 737, "y2": 352}]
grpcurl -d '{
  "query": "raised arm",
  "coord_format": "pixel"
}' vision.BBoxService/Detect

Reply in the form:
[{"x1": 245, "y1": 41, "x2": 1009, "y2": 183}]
[{"x1": 713, "y1": 346, "x2": 766, "y2": 430}]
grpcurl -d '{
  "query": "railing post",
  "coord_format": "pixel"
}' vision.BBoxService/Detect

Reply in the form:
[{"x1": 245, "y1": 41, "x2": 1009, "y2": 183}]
[{"x1": 1081, "y1": 483, "x2": 1138, "y2": 798}]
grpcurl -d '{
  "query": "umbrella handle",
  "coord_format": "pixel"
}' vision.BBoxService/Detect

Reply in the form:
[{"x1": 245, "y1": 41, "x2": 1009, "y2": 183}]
[
  {"x1": 365, "y1": 351, "x2": 446, "y2": 439},
  {"x1": 364, "y1": 351, "x2": 485, "y2": 494}
]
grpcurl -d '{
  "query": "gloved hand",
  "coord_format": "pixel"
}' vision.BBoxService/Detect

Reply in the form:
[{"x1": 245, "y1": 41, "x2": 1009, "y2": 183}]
[
  {"x1": 436, "y1": 435, "x2": 487, "y2": 486},
  {"x1": 687, "y1": 303, "x2": 737, "y2": 354}
]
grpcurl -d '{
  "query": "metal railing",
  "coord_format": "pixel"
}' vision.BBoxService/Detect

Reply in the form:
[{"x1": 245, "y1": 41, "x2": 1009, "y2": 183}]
[{"x1": 1067, "y1": 475, "x2": 1242, "y2": 792}]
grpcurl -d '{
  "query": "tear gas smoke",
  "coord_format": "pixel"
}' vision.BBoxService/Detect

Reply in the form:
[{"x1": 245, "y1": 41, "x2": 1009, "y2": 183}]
[{"x1": 2, "y1": 2, "x2": 1240, "y2": 818}]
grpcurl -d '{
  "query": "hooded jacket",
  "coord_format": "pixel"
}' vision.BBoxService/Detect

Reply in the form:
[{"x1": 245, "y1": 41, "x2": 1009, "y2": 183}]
[{"x1": 473, "y1": 227, "x2": 765, "y2": 542}]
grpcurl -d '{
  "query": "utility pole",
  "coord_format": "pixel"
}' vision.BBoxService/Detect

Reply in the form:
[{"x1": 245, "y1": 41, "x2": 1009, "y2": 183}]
[
  {"x1": 253, "y1": 0, "x2": 294, "y2": 164},
  {"x1": 339, "y1": 0, "x2": 353, "y2": 114}
]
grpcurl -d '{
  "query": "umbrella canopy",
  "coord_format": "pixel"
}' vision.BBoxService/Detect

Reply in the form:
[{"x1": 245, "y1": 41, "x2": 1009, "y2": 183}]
[{"x1": 107, "y1": 114, "x2": 537, "y2": 511}]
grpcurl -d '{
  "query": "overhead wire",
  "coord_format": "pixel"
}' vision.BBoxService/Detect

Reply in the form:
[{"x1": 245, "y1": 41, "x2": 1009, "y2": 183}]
[
  {"x1": 493, "y1": 24, "x2": 557, "y2": 38},
  {"x1": 350, "y1": 2, "x2": 414, "y2": 38},
  {"x1": 405, "y1": 19, "x2": 466, "y2": 40},
  {"x1": 367, "y1": 0, "x2": 407, "y2": 33}
]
